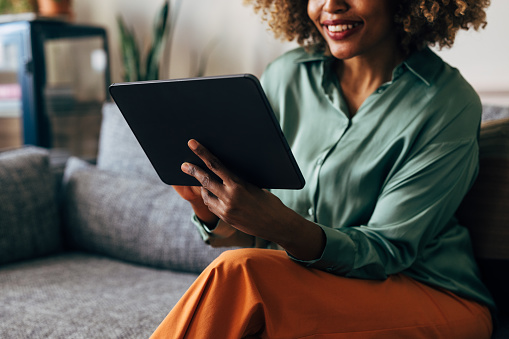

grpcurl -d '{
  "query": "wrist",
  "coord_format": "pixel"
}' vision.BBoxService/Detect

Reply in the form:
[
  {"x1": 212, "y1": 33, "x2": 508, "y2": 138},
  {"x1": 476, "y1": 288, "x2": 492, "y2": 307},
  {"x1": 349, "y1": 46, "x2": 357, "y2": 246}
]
[
  {"x1": 278, "y1": 211, "x2": 326, "y2": 261},
  {"x1": 189, "y1": 200, "x2": 218, "y2": 227}
]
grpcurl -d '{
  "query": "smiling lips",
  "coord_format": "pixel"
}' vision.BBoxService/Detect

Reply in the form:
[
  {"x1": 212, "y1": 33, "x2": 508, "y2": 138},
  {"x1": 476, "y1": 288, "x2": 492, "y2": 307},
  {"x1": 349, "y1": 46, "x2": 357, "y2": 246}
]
[
  {"x1": 324, "y1": 21, "x2": 362, "y2": 39},
  {"x1": 327, "y1": 22, "x2": 361, "y2": 33}
]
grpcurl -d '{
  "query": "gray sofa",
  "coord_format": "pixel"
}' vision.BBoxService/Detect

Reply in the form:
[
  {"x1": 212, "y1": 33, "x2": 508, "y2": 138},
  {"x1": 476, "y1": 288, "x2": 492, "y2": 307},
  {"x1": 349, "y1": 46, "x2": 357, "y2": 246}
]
[
  {"x1": 0, "y1": 103, "x2": 229, "y2": 338},
  {"x1": 0, "y1": 102, "x2": 508, "y2": 338}
]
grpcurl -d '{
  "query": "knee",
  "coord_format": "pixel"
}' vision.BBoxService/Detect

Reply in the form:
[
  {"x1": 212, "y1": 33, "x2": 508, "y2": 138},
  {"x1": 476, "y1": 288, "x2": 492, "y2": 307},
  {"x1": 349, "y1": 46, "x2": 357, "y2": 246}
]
[
  {"x1": 212, "y1": 248, "x2": 267, "y2": 269},
  {"x1": 209, "y1": 248, "x2": 287, "y2": 275}
]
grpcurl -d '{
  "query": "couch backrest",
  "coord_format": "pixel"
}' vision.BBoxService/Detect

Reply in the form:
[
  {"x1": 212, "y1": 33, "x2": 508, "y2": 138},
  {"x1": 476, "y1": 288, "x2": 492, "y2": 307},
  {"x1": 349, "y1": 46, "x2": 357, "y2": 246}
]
[
  {"x1": 457, "y1": 107, "x2": 509, "y2": 261},
  {"x1": 457, "y1": 105, "x2": 509, "y2": 314}
]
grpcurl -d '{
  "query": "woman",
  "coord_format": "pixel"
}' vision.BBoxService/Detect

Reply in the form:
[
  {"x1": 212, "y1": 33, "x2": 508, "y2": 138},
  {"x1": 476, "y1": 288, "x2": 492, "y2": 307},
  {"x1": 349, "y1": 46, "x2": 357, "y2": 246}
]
[{"x1": 151, "y1": 0, "x2": 494, "y2": 337}]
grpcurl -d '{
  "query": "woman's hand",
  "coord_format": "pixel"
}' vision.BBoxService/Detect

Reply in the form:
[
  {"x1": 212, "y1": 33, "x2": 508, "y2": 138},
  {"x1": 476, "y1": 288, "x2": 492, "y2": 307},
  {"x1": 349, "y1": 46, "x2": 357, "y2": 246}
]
[
  {"x1": 181, "y1": 139, "x2": 326, "y2": 260},
  {"x1": 172, "y1": 185, "x2": 219, "y2": 226},
  {"x1": 172, "y1": 185, "x2": 202, "y2": 202}
]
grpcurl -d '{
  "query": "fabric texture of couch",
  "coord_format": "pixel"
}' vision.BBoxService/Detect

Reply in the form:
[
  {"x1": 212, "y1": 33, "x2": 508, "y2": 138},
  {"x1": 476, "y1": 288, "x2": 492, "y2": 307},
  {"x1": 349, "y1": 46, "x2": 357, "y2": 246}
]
[
  {"x1": 0, "y1": 103, "x2": 228, "y2": 338},
  {"x1": 0, "y1": 102, "x2": 508, "y2": 338}
]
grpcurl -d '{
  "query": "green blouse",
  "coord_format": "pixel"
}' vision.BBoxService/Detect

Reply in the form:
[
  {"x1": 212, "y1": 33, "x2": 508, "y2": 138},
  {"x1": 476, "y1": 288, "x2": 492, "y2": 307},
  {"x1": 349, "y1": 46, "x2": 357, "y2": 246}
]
[{"x1": 197, "y1": 47, "x2": 495, "y2": 310}]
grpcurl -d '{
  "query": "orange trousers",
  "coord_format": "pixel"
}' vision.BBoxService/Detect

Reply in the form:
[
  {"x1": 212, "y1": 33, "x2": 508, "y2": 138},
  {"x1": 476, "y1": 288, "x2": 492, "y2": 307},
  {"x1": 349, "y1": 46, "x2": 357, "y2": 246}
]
[{"x1": 151, "y1": 248, "x2": 492, "y2": 339}]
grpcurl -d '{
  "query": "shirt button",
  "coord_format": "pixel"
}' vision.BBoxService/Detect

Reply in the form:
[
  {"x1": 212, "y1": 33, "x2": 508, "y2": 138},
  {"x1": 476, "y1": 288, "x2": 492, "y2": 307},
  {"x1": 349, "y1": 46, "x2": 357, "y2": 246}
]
[{"x1": 307, "y1": 207, "x2": 314, "y2": 217}]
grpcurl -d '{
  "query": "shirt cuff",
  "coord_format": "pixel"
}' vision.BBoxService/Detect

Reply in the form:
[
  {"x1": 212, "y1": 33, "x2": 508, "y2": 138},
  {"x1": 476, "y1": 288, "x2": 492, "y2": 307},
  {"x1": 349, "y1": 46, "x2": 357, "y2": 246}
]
[
  {"x1": 192, "y1": 214, "x2": 214, "y2": 243},
  {"x1": 288, "y1": 224, "x2": 356, "y2": 275},
  {"x1": 192, "y1": 214, "x2": 237, "y2": 244}
]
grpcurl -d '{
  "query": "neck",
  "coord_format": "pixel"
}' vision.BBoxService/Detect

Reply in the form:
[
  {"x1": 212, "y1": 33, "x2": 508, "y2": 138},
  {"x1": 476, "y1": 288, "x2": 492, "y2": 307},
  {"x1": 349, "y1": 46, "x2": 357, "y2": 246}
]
[
  {"x1": 335, "y1": 43, "x2": 404, "y2": 116},
  {"x1": 338, "y1": 48, "x2": 403, "y2": 93}
]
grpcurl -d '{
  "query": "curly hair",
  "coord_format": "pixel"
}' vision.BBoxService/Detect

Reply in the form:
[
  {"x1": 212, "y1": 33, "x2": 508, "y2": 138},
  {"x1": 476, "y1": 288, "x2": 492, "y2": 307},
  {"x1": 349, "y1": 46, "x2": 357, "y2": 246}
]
[{"x1": 244, "y1": 0, "x2": 490, "y2": 55}]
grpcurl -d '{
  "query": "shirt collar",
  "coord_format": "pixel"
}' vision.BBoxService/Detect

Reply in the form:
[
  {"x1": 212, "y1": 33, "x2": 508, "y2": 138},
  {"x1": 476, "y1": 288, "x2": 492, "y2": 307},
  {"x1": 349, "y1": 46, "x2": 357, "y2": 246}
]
[
  {"x1": 402, "y1": 47, "x2": 443, "y2": 87},
  {"x1": 294, "y1": 46, "x2": 444, "y2": 87}
]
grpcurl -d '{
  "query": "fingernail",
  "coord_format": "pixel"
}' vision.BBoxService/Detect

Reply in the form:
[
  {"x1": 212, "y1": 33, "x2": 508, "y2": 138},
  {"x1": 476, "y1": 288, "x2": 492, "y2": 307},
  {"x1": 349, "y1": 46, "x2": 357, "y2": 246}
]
[
  {"x1": 181, "y1": 162, "x2": 190, "y2": 172},
  {"x1": 188, "y1": 139, "x2": 198, "y2": 150}
]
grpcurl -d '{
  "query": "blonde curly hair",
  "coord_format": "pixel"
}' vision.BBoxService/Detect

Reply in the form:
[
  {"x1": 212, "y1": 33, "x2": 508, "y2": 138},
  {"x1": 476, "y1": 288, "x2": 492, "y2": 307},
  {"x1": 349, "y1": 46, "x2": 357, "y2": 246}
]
[{"x1": 244, "y1": 0, "x2": 490, "y2": 55}]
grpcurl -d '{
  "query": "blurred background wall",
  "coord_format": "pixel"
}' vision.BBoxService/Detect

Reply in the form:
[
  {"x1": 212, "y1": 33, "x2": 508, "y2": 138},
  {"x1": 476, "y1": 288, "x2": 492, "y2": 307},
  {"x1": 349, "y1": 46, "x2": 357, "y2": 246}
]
[{"x1": 72, "y1": 0, "x2": 509, "y2": 104}]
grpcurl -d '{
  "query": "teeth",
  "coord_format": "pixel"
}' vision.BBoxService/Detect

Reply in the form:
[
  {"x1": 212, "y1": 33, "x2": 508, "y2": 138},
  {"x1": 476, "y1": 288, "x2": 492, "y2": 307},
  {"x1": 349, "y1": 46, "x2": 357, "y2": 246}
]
[{"x1": 327, "y1": 22, "x2": 359, "y2": 33}]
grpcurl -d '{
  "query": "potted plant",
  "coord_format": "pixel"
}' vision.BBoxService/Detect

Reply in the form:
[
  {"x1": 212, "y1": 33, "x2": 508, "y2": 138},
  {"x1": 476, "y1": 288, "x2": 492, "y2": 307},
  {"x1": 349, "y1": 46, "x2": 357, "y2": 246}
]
[
  {"x1": 117, "y1": 1, "x2": 171, "y2": 81},
  {"x1": 36, "y1": 0, "x2": 72, "y2": 17}
]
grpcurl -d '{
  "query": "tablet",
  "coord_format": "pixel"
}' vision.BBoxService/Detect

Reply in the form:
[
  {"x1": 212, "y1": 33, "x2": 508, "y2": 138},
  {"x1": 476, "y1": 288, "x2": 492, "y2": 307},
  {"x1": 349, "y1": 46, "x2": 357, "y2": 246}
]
[{"x1": 108, "y1": 74, "x2": 305, "y2": 189}]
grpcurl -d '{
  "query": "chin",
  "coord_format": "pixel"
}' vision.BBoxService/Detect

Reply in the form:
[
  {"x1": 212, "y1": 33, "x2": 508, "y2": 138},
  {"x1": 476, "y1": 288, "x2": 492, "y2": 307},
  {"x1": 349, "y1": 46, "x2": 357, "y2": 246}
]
[
  {"x1": 327, "y1": 46, "x2": 357, "y2": 60},
  {"x1": 321, "y1": 39, "x2": 355, "y2": 59}
]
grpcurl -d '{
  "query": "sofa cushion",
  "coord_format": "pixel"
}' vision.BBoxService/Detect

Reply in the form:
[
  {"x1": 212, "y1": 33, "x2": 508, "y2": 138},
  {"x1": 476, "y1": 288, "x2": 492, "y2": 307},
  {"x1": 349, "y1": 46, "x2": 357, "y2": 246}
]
[
  {"x1": 0, "y1": 252, "x2": 197, "y2": 338},
  {"x1": 482, "y1": 104, "x2": 509, "y2": 123},
  {"x1": 97, "y1": 102, "x2": 160, "y2": 183},
  {"x1": 62, "y1": 156, "x2": 227, "y2": 273},
  {"x1": 0, "y1": 147, "x2": 61, "y2": 265}
]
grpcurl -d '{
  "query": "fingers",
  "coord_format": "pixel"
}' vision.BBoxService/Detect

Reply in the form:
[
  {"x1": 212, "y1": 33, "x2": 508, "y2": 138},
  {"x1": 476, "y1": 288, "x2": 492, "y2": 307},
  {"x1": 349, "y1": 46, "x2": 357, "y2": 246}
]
[
  {"x1": 187, "y1": 139, "x2": 241, "y2": 186},
  {"x1": 171, "y1": 185, "x2": 202, "y2": 201},
  {"x1": 181, "y1": 162, "x2": 222, "y2": 193}
]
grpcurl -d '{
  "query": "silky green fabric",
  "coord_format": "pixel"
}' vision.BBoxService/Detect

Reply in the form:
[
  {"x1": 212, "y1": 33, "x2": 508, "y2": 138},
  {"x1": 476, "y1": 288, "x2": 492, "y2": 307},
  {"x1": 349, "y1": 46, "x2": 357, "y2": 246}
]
[
  {"x1": 260, "y1": 47, "x2": 494, "y2": 310},
  {"x1": 193, "y1": 46, "x2": 495, "y2": 310}
]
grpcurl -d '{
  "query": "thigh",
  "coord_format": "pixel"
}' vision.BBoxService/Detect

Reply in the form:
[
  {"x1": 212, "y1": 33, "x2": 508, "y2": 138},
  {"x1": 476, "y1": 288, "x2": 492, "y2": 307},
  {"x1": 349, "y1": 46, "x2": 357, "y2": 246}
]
[{"x1": 217, "y1": 248, "x2": 492, "y2": 339}]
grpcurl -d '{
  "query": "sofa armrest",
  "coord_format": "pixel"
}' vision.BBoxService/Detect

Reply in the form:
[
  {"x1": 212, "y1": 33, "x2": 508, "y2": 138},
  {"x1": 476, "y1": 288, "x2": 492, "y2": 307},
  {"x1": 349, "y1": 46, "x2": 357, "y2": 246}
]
[{"x1": 0, "y1": 147, "x2": 62, "y2": 265}]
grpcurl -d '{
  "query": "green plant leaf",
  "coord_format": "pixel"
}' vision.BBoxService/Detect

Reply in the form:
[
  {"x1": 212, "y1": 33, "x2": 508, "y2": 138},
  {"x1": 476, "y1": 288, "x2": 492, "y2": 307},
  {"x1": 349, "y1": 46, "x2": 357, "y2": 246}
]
[
  {"x1": 144, "y1": 1, "x2": 169, "y2": 80},
  {"x1": 117, "y1": 15, "x2": 141, "y2": 82},
  {"x1": 117, "y1": 0, "x2": 172, "y2": 81}
]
